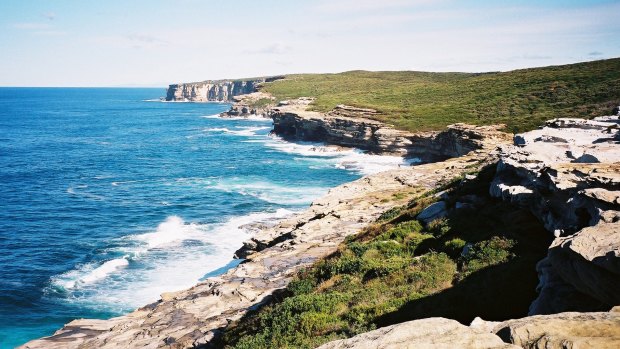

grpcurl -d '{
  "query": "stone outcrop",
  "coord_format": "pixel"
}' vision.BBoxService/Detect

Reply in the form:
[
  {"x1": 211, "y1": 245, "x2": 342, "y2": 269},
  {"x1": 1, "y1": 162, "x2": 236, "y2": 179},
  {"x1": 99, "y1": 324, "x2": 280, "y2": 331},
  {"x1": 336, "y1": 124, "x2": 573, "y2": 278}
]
[
  {"x1": 492, "y1": 309, "x2": 620, "y2": 349},
  {"x1": 489, "y1": 116, "x2": 620, "y2": 314},
  {"x1": 219, "y1": 92, "x2": 275, "y2": 119},
  {"x1": 165, "y1": 76, "x2": 283, "y2": 102},
  {"x1": 320, "y1": 309, "x2": 620, "y2": 349},
  {"x1": 317, "y1": 318, "x2": 519, "y2": 349},
  {"x1": 270, "y1": 99, "x2": 511, "y2": 161},
  {"x1": 20, "y1": 125, "x2": 508, "y2": 349}
]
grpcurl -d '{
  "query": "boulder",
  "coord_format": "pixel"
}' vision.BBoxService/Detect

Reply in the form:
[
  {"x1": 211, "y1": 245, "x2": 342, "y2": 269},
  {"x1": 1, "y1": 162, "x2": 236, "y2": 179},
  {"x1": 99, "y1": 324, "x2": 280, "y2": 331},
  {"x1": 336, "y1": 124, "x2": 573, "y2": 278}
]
[
  {"x1": 317, "y1": 318, "x2": 519, "y2": 349},
  {"x1": 417, "y1": 201, "x2": 447, "y2": 224},
  {"x1": 494, "y1": 311, "x2": 620, "y2": 349},
  {"x1": 547, "y1": 222, "x2": 620, "y2": 306}
]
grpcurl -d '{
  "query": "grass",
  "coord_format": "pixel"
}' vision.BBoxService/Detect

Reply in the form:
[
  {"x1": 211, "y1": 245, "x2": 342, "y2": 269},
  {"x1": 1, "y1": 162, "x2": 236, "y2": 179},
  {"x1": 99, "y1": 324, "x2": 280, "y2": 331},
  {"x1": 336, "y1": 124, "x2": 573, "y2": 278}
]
[
  {"x1": 220, "y1": 165, "x2": 552, "y2": 349},
  {"x1": 261, "y1": 58, "x2": 620, "y2": 132},
  {"x1": 247, "y1": 97, "x2": 275, "y2": 109}
]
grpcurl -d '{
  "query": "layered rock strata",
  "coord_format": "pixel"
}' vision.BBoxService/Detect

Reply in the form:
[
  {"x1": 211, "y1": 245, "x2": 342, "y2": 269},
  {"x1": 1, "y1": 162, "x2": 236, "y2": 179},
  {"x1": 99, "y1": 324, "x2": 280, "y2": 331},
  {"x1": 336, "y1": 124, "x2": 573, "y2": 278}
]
[
  {"x1": 489, "y1": 116, "x2": 620, "y2": 314},
  {"x1": 269, "y1": 100, "x2": 510, "y2": 162},
  {"x1": 165, "y1": 77, "x2": 283, "y2": 102},
  {"x1": 20, "y1": 126, "x2": 509, "y2": 349},
  {"x1": 219, "y1": 92, "x2": 275, "y2": 118}
]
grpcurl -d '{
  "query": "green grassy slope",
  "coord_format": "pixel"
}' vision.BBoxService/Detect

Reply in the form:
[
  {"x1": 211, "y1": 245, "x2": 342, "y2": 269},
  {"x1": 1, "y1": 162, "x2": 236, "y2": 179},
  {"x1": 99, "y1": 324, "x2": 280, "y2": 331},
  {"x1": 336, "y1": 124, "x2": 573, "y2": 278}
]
[{"x1": 262, "y1": 58, "x2": 620, "y2": 132}]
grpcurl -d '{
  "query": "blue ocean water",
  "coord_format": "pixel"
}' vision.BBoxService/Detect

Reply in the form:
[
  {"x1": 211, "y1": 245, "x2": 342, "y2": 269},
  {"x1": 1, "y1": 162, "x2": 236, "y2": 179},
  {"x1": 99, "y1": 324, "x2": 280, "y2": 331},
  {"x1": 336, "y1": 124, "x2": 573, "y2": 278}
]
[{"x1": 0, "y1": 88, "x2": 408, "y2": 348}]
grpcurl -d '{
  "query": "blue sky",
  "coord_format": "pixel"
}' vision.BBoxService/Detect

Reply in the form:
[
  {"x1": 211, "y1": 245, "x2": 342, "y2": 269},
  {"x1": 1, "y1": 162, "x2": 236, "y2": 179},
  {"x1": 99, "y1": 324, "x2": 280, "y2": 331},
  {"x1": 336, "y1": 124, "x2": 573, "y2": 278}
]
[{"x1": 1, "y1": 0, "x2": 618, "y2": 87}]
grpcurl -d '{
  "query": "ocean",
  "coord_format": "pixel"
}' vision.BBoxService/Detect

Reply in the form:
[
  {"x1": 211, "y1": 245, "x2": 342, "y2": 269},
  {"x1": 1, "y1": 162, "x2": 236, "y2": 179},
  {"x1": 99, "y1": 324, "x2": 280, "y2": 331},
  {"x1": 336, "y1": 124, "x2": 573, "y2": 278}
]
[{"x1": 0, "y1": 88, "x2": 410, "y2": 348}]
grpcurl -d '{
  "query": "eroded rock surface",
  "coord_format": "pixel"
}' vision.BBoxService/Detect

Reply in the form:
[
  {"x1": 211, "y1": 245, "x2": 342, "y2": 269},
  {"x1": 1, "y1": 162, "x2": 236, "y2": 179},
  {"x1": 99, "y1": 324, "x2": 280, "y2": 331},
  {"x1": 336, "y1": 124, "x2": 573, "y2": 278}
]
[
  {"x1": 219, "y1": 92, "x2": 275, "y2": 118},
  {"x1": 270, "y1": 99, "x2": 511, "y2": 161},
  {"x1": 490, "y1": 116, "x2": 620, "y2": 314},
  {"x1": 317, "y1": 318, "x2": 519, "y2": 349},
  {"x1": 493, "y1": 310, "x2": 620, "y2": 349}
]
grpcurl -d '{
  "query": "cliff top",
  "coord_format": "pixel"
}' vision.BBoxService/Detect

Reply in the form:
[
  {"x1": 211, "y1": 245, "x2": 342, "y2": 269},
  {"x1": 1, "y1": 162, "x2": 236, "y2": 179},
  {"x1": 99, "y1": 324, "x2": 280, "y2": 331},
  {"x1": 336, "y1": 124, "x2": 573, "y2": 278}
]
[
  {"x1": 171, "y1": 75, "x2": 284, "y2": 86},
  {"x1": 259, "y1": 58, "x2": 620, "y2": 133}
]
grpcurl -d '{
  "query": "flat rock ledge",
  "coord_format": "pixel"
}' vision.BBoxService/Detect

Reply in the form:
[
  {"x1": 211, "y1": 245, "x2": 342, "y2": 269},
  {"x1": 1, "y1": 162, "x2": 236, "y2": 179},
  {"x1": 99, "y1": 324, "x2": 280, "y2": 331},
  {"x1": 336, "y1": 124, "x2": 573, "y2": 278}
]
[{"x1": 20, "y1": 126, "x2": 507, "y2": 348}]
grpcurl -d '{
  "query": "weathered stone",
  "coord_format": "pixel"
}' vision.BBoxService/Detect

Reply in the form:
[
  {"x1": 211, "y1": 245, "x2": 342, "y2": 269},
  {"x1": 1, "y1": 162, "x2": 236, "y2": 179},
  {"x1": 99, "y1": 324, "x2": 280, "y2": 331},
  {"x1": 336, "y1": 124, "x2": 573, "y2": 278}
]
[
  {"x1": 490, "y1": 117, "x2": 620, "y2": 314},
  {"x1": 547, "y1": 222, "x2": 620, "y2": 306},
  {"x1": 270, "y1": 98, "x2": 511, "y2": 161},
  {"x1": 494, "y1": 311, "x2": 620, "y2": 349},
  {"x1": 317, "y1": 318, "x2": 519, "y2": 349},
  {"x1": 417, "y1": 201, "x2": 447, "y2": 224},
  {"x1": 220, "y1": 91, "x2": 276, "y2": 119}
]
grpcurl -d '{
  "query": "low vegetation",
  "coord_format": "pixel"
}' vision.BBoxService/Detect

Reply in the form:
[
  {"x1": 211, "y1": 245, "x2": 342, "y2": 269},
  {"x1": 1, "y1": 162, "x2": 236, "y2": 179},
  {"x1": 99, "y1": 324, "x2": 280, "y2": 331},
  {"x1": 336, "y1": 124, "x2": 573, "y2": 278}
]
[
  {"x1": 262, "y1": 58, "x2": 620, "y2": 132},
  {"x1": 221, "y1": 166, "x2": 551, "y2": 349}
]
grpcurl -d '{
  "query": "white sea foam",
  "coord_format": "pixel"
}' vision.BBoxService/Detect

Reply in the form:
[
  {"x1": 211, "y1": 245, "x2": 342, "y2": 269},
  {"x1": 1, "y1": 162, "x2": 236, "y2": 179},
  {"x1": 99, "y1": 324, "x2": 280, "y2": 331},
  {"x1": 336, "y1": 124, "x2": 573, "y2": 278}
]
[
  {"x1": 224, "y1": 115, "x2": 273, "y2": 121},
  {"x1": 261, "y1": 136, "x2": 419, "y2": 175},
  {"x1": 133, "y1": 216, "x2": 198, "y2": 249},
  {"x1": 204, "y1": 126, "x2": 270, "y2": 137},
  {"x1": 47, "y1": 209, "x2": 294, "y2": 311},
  {"x1": 211, "y1": 178, "x2": 328, "y2": 205},
  {"x1": 62, "y1": 258, "x2": 130, "y2": 289},
  {"x1": 200, "y1": 114, "x2": 223, "y2": 119}
]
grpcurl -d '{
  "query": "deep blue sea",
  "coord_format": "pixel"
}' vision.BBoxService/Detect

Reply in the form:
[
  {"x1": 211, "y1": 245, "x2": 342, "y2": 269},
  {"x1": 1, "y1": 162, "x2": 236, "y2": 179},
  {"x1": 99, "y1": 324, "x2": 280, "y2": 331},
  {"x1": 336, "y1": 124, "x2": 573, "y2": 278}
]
[{"x1": 0, "y1": 88, "x2": 410, "y2": 348}]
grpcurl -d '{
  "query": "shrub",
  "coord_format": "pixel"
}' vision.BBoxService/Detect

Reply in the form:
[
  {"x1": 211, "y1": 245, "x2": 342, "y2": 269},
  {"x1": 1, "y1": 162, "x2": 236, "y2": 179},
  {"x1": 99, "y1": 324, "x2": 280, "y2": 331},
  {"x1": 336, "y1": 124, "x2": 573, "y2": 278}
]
[
  {"x1": 461, "y1": 237, "x2": 515, "y2": 276},
  {"x1": 378, "y1": 220, "x2": 423, "y2": 242},
  {"x1": 427, "y1": 218, "x2": 451, "y2": 237},
  {"x1": 444, "y1": 238, "x2": 466, "y2": 257},
  {"x1": 378, "y1": 206, "x2": 403, "y2": 222}
]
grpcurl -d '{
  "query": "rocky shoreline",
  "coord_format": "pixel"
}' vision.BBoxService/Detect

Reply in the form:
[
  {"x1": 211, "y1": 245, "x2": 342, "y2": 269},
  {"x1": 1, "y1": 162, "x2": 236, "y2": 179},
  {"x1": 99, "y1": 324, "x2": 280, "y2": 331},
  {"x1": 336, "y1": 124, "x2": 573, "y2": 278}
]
[{"x1": 21, "y1": 94, "x2": 620, "y2": 348}]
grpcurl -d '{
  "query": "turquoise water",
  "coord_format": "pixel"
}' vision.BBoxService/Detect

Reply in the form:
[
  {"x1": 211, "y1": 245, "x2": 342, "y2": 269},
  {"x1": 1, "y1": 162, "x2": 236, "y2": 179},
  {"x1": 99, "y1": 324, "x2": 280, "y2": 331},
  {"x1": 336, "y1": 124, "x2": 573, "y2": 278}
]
[{"x1": 0, "y1": 88, "x2": 408, "y2": 348}]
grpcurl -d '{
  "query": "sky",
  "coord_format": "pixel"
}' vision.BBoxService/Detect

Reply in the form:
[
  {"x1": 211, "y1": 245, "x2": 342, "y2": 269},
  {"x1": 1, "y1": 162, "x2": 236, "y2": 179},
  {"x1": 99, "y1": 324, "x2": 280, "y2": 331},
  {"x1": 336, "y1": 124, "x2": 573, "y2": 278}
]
[{"x1": 0, "y1": 0, "x2": 619, "y2": 87}]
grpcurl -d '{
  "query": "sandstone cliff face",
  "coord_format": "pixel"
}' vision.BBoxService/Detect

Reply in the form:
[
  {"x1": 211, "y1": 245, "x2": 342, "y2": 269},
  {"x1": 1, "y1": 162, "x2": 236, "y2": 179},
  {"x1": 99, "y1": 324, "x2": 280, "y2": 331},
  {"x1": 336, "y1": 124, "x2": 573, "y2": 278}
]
[
  {"x1": 489, "y1": 116, "x2": 620, "y2": 314},
  {"x1": 165, "y1": 76, "x2": 283, "y2": 102},
  {"x1": 270, "y1": 101, "x2": 511, "y2": 162}
]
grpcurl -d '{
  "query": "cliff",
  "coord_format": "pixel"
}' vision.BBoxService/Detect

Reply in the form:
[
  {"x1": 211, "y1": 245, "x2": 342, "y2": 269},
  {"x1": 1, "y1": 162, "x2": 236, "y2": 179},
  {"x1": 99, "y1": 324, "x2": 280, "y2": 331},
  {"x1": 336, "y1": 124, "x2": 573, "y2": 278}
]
[
  {"x1": 165, "y1": 76, "x2": 283, "y2": 102},
  {"x1": 269, "y1": 99, "x2": 511, "y2": 162}
]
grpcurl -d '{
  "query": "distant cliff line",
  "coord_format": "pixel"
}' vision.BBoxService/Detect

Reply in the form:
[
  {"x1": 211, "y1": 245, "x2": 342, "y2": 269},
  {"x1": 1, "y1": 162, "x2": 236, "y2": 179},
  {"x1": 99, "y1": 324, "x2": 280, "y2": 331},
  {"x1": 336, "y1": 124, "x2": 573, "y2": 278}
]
[{"x1": 165, "y1": 76, "x2": 284, "y2": 102}]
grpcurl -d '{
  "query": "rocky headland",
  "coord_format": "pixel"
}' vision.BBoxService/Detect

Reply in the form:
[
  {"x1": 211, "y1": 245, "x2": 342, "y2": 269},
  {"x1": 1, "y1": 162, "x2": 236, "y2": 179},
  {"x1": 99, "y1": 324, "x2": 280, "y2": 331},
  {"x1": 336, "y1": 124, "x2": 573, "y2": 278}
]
[
  {"x1": 21, "y1": 93, "x2": 619, "y2": 348},
  {"x1": 268, "y1": 99, "x2": 503, "y2": 162},
  {"x1": 165, "y1": 77, "x2": 283, "y2": 102}
]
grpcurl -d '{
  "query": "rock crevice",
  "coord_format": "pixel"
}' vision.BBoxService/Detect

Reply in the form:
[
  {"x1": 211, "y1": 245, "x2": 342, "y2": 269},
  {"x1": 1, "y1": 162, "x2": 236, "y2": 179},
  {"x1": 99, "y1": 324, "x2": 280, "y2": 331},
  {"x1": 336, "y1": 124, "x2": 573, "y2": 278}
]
[{"x1": 489, "y1": 116, "x2": 620, "y2": 314}]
